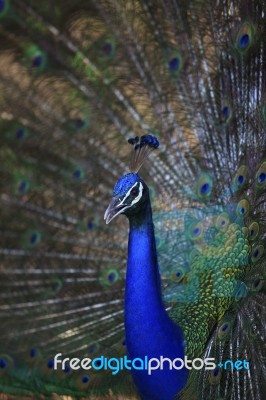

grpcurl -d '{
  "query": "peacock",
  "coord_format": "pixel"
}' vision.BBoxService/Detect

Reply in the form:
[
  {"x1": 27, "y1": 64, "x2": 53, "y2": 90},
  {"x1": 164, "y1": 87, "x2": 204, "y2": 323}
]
[{"x1": 0, "y1": 0, "x2": 265, "y2": 399}]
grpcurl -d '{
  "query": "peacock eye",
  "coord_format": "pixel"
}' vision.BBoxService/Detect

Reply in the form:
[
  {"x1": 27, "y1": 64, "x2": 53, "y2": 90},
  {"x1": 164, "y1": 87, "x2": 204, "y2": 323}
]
[{"x1": 131, "y1": 187, "x2": 139, "y2": 197}]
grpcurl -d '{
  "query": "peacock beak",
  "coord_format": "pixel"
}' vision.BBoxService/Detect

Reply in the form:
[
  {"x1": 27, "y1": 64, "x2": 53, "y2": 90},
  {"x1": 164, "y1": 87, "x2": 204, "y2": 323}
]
[{"x1": 104, "y1": 197, "x2": 130, "y2": 224}]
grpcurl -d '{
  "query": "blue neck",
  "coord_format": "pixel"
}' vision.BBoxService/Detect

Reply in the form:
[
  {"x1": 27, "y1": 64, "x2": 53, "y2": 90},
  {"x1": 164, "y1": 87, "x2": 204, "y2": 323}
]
[{"x1": 125, "y1": 198, "x2": 188, "y2": 400}]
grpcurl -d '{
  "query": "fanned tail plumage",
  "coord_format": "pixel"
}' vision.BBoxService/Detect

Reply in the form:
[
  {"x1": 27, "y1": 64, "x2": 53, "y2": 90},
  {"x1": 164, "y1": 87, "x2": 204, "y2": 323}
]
[{"x1": 0, "y1": 0, "x2": 265, "y2": 399}]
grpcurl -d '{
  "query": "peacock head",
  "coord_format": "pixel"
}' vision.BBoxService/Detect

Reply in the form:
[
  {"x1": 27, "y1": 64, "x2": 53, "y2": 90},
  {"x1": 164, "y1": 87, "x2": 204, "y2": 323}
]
[
  {"x1": 104, "y1": 173, "x2": 149, "y2": 224},
  {"x1": 104, "y1": 134, "x2": 159, "y2": 224}
]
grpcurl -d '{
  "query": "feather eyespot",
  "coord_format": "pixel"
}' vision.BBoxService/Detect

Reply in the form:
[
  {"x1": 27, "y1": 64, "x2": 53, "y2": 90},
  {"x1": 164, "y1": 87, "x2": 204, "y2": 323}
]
[
  {"x1": 99, "y1": 267, "x2": 120, "y2": 286},
  {"x1": 18, "y1": 179, "x2": 30, "y2": 194},
  {"x1": 216, "y1": 213, "x2": 230, "y2": 231},
  {"x1": 251, "y1": 245, "x2": 264, "y2": 263},
  {"x1": 236, "y1": 199, "x2": 249, "y2": 217},
  {"x1": 171, "y1": 267, "x2": 186, "y2": 283},
  {"x1": 27, "y1": 347, "x2": 41, "y2": 366},
  {"x1": 238, "y1": 34, "x2": 250, "y2": 49},
  {"x1": 82, "y1": 375, "x2": 90, "y2": 383},
  {"x1": 196, "y1": 173, "x2": 213, "y2": 199},
  {"x1": 233, "y1": 165, "x2": 248, "y2": 190},
  {"x1": 248, "y1": 222, "x2": 259, "y2": 241},
  {"x1": 235, "y1": 22, "x2": 256, "y2": 54},
  {"x1": 188, "y1": 222, "x2": 203, "y2": 241},
  {"x1": 256, "y1": 161, "x2": 266, "y2": 188},
  {"x1": 16, "y1": 128, "x2": 25, "y2": 139},
  {"x1": 252, "y1": 277, "x2": 264, "y2": 292},
  {"x1": 25, "y1": 45, "x2": 47, "y2": 72},
  {"x1": 76, "y1": 374, "x2": 91, "y2": 389},
  {"x1": 0, "y1": 358, "x2": 8, "y2": 369},
  {"x1": 0, "y1": 355, "x2": 13, "y2": 375},
  {"x1": 165, "y1": 49, "x2": 183, "y2": 78},
  {"x1": 208, "y1": 367, "x2": 222, "y2": 384},
  {"x1": 221, "y1": 101, "x2": 232, "y2": 123},
  {"x1": 218, "y1": 320, "x2": 232, "y2": 340}
]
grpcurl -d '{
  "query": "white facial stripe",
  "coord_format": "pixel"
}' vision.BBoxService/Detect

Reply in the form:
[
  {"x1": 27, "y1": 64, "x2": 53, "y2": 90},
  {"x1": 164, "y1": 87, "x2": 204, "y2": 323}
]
[
  {"x1": 131, "y1": 182, "x2": 143, "y2": 205},
  {"x1": 117, "y1": 181, "x2": 143, "y2": 207},
  {"x1": 118, "y1": 181, "x2": 138, "y2": 206}
]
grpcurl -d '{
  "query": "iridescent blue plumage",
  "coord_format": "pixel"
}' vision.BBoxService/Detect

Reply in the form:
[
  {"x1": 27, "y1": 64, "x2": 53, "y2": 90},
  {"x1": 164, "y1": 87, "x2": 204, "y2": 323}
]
[
  {"x1": 106, "y1": 141, "x2": 188, "y2": 397},
  {"x1": 113, "y1": 173, "x2": 140, "y2": 197},
  {"x1": 124, "y1": 191, "x2": 188, "y2": 399}
]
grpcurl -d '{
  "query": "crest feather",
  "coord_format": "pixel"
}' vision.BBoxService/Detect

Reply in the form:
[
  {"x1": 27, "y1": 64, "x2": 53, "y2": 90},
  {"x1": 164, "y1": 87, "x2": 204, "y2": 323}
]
[{"x1": 128, "y1": 134, "x2": 159, "y2": 172}]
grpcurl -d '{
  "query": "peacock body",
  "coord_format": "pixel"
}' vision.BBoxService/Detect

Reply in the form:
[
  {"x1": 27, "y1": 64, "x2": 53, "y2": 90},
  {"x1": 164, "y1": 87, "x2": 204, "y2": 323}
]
[{"x1": 0, "y1": 0, "x2": 265, "y2": 399}]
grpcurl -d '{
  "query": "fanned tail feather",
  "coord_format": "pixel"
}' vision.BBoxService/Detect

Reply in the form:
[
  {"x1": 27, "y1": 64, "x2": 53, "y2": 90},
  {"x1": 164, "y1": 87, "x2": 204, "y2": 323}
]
[{"x1": 0, "y1": 0, "x2": 265, "y2": 398}]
